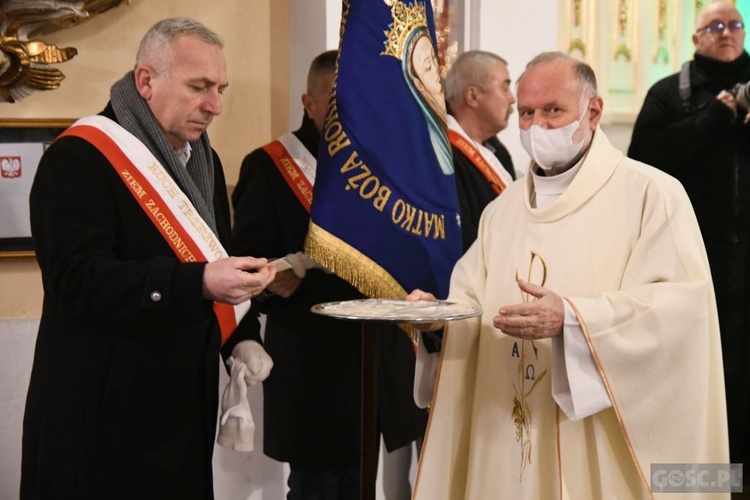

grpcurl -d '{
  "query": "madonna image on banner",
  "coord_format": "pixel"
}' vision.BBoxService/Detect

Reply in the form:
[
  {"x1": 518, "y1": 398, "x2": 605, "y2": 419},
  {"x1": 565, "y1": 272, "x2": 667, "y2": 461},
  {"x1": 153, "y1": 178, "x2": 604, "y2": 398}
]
[
  {"x1": 402, "y1": 25, "x2": 453, "y2": 175},
  {"x1": 305, "y1": 0, "x2": 462, "y2": 301}
]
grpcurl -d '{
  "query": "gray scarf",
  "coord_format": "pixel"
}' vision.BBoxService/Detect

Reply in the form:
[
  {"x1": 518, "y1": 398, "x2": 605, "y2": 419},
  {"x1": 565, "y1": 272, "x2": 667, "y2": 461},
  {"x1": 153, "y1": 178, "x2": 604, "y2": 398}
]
[{"x1": 110, "y1": 71, "x2": 217, "y2": 233}]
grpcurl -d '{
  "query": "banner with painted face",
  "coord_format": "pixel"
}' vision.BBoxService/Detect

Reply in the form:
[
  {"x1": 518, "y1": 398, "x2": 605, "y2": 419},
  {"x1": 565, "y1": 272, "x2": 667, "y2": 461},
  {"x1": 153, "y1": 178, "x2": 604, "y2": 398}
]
[{"x1": 305, "y1": 0, "x2": 462, "y2": 300}]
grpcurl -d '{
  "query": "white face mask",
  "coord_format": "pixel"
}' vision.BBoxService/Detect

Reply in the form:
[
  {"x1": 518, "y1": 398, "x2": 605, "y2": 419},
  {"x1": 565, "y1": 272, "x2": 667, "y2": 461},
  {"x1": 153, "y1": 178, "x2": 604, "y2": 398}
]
[{"x1": 519, "y1": 104, "x2": 591, "y2": 171}]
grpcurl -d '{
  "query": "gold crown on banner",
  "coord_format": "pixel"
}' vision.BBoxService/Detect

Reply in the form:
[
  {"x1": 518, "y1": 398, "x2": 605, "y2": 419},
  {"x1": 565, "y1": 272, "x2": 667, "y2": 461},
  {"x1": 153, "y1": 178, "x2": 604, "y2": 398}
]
[{"x1": 381, "y1": 0, "x2": 428, "y2": 60}]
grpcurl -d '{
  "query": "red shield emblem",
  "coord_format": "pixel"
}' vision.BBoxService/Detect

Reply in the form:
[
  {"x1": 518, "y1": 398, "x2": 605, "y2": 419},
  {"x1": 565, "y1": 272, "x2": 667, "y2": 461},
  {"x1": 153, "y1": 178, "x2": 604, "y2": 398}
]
[{"x1": 0, "y1": 156, "x2": 22, "y2": 178}]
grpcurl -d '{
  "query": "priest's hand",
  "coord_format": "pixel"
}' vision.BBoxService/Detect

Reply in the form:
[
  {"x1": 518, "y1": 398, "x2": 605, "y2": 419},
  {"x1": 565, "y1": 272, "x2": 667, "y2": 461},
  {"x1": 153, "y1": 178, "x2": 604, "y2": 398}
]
[
  {"x1": 406, "y1": 289, "x2": 445, "y2": 332},
  {"x1": 493, "y1": 279, "x2": 564, "y2": 339}
]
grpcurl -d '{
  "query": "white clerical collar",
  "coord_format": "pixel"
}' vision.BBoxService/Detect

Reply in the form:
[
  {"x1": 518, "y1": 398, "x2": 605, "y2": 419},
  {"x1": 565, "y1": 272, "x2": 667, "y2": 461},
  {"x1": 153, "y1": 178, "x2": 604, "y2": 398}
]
[
  {"x1": 530, "y1": 155, "x2": 585, "y2": 209},
  {"x1": 175, "y1": 142, "x2": 192, "y2": 166}
]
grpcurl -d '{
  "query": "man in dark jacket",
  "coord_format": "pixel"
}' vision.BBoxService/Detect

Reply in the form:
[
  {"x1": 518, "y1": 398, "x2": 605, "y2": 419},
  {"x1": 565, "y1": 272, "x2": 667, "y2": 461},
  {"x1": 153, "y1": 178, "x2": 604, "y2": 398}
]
[
  {"x1": 21, "y1": 17, "x2": 275, "y2": 500},
  {"x1": 628, "y1": 1, "x2": 749, "y2": 487},
  {"x1": 444, "y1": 50, "x2": 516, "y2": 252},
  {"x1": 231, "y1": 50, "x2": 427, "y2": 499}
]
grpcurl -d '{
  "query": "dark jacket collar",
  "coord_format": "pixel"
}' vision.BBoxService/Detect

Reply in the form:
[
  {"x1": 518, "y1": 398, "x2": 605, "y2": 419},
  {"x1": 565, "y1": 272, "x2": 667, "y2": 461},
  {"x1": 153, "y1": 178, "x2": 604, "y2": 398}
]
[
  {"x1": 692, "y1": 51, "x2": 750, "y2": 91},
  {"x1": 293, "y1": 114, "x2": 322, "y2": 160}
]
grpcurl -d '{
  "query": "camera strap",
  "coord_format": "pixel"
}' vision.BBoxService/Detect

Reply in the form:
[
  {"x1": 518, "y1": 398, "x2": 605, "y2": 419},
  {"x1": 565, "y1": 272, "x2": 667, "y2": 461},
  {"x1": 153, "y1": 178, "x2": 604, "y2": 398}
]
[{"x1": 679, "y1": 61, "x2": 692, "y2": 114}]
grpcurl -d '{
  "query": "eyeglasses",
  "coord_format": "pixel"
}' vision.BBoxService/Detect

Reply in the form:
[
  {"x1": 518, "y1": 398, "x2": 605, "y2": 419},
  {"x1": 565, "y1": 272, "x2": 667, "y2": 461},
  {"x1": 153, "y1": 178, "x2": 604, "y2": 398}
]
[{"x1": 696, "y1": 21, "x2": 745, "y2": 35}]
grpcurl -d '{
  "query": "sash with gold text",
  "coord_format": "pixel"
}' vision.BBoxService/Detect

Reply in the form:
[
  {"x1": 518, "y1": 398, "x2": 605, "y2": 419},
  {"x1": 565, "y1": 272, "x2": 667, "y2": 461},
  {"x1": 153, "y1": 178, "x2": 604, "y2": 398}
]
[
  {"x1": 59, "y1": 115, "x2": 249, "y2": 346},
  {"x1": 261, "y1": 132, "x2": 316, "y2": 212},
  {"x1": 448, "y1": 129, "x2": 508, "y2": 195}
]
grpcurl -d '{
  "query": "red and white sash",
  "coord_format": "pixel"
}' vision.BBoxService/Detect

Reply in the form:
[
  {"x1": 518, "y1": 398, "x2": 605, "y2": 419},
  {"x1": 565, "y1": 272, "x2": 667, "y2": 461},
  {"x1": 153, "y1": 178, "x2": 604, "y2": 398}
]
[
  {"x1": 447, "y1": 117, "x2": 513, "y2": 195},
  {"x1": 264, "y1": 132, "x2": 418, "y2": 353},
  {"x1": 261, "y1": 133, "x2": 316, "y2": 212},
  {"x1": 60, "y1": 115, "x2": 249, "y2": 346}
]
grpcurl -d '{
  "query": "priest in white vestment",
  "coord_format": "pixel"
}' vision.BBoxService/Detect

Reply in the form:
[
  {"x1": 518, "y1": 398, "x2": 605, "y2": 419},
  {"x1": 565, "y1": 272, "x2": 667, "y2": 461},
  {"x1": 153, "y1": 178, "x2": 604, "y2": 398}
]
[{"x1": 410, "y1": 52, "x2": 730, "y2": 499}]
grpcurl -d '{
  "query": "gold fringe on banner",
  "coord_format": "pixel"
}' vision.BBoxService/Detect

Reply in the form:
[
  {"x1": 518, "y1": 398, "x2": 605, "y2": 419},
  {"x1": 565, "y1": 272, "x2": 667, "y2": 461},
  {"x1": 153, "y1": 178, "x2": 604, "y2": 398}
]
[{"x1": 305, "y1": 221, "x2": 420, "y2": 341}]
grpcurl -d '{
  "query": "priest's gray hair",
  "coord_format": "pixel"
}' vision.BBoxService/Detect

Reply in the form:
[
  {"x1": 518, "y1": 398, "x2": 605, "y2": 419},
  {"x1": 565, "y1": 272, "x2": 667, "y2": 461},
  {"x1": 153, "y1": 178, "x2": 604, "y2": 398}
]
[
  {"x1": 517, "y1": 51, "x2": 598, "y2": 100},
  {"x1": 445, "y1": 50, "x2": 509, "y2": 108},
  {"x1": 135, "y1": 17, "x2": 224, "y2": 74}
]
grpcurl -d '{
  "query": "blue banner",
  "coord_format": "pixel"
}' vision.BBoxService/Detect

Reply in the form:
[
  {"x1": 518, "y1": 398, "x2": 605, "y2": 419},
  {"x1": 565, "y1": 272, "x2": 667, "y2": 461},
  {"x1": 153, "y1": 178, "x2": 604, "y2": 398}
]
[{"x1": 305, "y1": 0, "x2": 462, "y2": 299}]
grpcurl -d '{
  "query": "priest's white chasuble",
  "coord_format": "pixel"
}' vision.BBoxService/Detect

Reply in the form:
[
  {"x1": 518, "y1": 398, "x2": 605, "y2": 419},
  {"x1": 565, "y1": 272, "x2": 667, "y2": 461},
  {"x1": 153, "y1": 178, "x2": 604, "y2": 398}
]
[{"x1": 413, "y1": 129, "x2": 729, "y2": 500}]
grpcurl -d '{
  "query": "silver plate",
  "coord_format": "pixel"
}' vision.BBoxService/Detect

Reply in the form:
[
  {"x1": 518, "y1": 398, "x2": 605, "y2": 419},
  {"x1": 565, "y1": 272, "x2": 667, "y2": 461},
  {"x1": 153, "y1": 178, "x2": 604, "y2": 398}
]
[{"x1": 311, "y1": 298, "x2": 482, "y2": 323}]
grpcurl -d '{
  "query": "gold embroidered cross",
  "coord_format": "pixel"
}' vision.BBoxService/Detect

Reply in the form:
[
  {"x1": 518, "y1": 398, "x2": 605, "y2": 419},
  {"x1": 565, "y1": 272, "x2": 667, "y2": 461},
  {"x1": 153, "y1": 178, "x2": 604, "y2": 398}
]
[{"x1": 511, "y1": 251, "x2": 549, "y2": 481}]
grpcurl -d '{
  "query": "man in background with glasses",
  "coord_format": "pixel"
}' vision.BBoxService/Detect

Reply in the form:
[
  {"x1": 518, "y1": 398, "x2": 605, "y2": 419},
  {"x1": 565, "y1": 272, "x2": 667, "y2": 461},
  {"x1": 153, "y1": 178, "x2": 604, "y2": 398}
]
[{"x1": 629, "y1": 2, "x2": 749, "y2": 493}]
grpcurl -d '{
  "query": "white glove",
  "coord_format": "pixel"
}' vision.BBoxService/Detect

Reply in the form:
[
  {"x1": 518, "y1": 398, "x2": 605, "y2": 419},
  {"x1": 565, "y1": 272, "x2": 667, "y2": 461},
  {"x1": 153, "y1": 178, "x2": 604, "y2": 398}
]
[
  {"x1": 217, "y1": 358, "x2": 255, "y2": 452},
  {"x1": 231, "y1": 340, "x2": 273, "y2": 385},
  {"x1": 285, "y1": 251, "x2": 330, "y2": 278}
]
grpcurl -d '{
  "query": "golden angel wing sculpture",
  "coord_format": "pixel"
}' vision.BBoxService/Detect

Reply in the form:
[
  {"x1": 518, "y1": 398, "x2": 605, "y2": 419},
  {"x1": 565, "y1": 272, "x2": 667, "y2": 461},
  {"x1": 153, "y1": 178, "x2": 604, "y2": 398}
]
[{"x1": 0, "y1": 0, "x2": 129, "y2": 103}]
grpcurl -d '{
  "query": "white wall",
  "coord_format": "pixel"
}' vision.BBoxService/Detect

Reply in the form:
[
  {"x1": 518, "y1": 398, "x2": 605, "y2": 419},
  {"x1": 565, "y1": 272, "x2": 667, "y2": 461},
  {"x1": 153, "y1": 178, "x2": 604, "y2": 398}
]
[
  {"x1": 0, "y1": 320, "x2": 37, "y2": 500},
  {"x1": 469, "y1": 0, "x2": 561, "y2": 175},
  {"x1": 287, "y1": 0, "x2": 341, "y2": 131}
]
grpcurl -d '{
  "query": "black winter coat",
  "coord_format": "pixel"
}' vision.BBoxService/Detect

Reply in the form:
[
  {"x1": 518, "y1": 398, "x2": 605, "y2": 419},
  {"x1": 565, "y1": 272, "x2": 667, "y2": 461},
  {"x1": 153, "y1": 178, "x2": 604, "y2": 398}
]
[
  {"x1": 453, "y1": 135, "x2": 515, "y2": 252},
  {"x1": 628, "y1": 51, "x2": 750, "y2": 243},
  {"x1": 21, "y1": 104, "x2": 243, "y2": 500}
]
